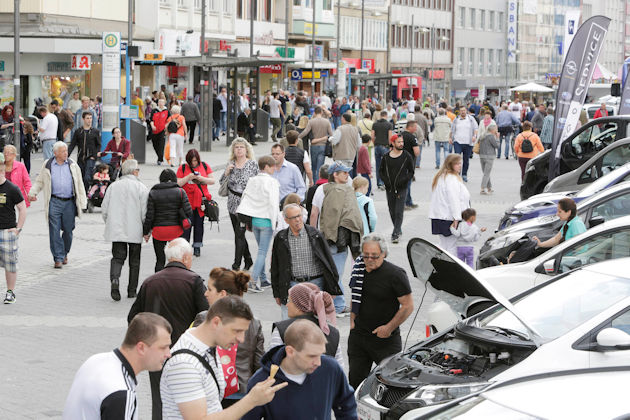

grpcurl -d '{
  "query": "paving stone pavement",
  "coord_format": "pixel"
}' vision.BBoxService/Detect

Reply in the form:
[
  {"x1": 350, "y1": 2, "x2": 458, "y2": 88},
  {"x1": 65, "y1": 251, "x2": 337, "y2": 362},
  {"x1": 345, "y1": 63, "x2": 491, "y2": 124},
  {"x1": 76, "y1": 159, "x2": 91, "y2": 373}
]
[{"x1": 0, "y1": 141, "x2": 522, "y2": 419}]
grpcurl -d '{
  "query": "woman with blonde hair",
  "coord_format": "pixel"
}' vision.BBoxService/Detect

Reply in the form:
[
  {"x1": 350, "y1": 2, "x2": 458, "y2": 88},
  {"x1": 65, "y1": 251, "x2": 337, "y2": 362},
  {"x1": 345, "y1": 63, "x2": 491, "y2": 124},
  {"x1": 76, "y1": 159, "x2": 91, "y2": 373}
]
[
  {"x1": 428, "y1": 154, "x2": 470, "y2": 253},
  {"x1": 220, "y1": 137, "x2": 258, "y2": 270},
  {"x1": 165, "y1": 105, "x2": 187, "y2": 166}
]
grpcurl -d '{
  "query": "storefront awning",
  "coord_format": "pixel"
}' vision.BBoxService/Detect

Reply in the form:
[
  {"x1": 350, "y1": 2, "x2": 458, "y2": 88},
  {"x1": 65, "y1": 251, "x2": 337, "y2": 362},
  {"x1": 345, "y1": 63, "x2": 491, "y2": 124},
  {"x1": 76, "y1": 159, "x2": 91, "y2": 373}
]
[
  {"x1": 164, "y1": 55, "x2": 296, "y2": 68},
  {"x1": 352, "y1": 72, "x2": 420, "y2": 81}
]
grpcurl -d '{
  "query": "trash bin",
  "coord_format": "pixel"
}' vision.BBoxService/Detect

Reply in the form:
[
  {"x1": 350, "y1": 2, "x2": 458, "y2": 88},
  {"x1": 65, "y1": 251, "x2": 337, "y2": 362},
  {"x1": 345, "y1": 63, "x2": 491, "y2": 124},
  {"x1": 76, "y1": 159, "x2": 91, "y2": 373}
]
[
  {"x1": 256, "y1": 108, "x2": 270, "y2": 142},
  {"x1": 120, "y1": 119, "x2": 146, "y2": 164}
]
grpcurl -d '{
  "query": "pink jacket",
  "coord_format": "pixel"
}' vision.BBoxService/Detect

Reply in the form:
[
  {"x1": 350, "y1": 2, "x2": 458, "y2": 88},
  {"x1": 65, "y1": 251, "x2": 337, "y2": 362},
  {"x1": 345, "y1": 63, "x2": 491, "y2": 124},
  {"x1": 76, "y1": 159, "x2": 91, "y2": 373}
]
[{"x1": 8, "y1": 161, "x2": 31, "y2": 207}]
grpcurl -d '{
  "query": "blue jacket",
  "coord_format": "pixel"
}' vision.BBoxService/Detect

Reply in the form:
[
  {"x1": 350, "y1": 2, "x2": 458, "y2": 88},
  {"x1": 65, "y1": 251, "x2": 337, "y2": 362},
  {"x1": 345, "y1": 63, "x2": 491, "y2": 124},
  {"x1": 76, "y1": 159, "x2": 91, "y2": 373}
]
[
  {"x1": 496, "y1": 110, "x2": 520, "y2": 128},
  {"x1": 243, "y1": 345, "x2": 357, "y2": 420},
  {"x1": 356, "y1": 192, "x2": 377, "y2": 236}
]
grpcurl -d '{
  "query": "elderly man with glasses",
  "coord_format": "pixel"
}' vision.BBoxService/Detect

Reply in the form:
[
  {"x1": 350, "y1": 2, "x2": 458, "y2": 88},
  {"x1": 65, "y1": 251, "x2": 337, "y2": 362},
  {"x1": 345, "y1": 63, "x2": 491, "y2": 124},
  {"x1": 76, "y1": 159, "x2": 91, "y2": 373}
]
[
  {"x1": 347, "y1": 233, "x2": 414, "y2": 389},
  {"x1": 270, "y1": 203, "x2": 342, "y2": 321}
]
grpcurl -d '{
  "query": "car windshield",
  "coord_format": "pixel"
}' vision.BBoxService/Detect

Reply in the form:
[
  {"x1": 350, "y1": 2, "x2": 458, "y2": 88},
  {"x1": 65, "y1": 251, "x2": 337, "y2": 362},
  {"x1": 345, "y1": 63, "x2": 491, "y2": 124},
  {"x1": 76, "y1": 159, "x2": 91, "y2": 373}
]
[
  {"x1": 577, "y1": 165, "x2": 630, "y2": 198},
  {"x1": 475, "y1": 270, "x2": 630, "y2": 341},
  {"x1": 428, "y1": 395, "x2": 538, "y2": 420}
]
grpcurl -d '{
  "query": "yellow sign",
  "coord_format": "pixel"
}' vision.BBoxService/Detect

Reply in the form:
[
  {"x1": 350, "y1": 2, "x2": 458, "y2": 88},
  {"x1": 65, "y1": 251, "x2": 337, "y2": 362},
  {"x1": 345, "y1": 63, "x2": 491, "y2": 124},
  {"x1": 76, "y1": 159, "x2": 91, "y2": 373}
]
[
  {"x1": 144, "y1": 54, "x2": 164, "y2": 61},
  {"x1": 304, "y1": 23, "x2": 319, "y2": 36},
  {"x1": 301, "y1": 71, "x2": 321, "y2": 79}
]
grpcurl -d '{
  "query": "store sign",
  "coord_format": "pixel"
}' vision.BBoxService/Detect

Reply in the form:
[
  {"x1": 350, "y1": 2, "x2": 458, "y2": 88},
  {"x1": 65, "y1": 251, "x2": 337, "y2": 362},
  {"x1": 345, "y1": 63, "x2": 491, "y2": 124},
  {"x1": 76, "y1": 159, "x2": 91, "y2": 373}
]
[
  {"x1": 260, "y1": 64, "x2": 282, "y2": 74},
  {"x1": 429, "y1": 70, "x2": 444, "y2": 79},
  {"x1": 304, "y1": 23, "x2": 319, "y2": 36},
  {"x1": 102, "y1": 32, "x2": 121, "y2": 137},
  {"x1": 507, "y1": 0, "x2": 517, "y2": 63},
  {"x1": 47, "y1": 62, "x2": 73, "y2": 72},
  {"x1": 144, "y1": 54, "x2": 164, "y2": 61},
  {"x1": 342, "y1": 58, "x2": 376, "y2": 74},
  {"x1": 71, "y1": 55, "x2": 91, "y2": 70},
  {"x1": 290, "y1": 69, "x2": 328, "y2": 80}
]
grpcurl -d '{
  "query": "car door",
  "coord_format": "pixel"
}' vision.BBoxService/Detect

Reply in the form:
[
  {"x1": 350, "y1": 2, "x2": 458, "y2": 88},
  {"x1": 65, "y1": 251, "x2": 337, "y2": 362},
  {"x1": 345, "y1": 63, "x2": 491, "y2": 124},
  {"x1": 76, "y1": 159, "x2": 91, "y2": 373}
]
[
  {"x1": 552, "y1": 229, "x2": 630, "y2": 274},
  {"x1": 588, "y1": 191, "x2": 630, "y2": 224},
  {"x1": 573, "y1": 308, "x2": 630, "y2": 368},
  {"x1": 564, "y1": 122, "x2": 619, "y2": 172}
]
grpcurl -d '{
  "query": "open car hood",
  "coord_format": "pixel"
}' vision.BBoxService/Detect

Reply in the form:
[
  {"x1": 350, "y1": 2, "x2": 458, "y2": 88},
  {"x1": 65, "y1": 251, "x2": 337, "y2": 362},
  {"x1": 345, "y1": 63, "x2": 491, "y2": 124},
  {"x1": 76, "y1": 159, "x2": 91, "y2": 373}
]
[{"x1": 407, "y1": 238, "x2": 542, "y2": 346}]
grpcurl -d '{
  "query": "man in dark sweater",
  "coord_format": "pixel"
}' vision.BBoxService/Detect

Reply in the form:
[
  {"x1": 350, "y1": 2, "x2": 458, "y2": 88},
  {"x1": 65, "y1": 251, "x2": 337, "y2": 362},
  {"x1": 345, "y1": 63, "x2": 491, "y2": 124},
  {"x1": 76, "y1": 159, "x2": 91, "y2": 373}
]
[
  {"x1": 243, "y1": 320, "x2": 357, "y2": 420},
  {"x1": 127, "y1": 238, "x2": 209, "y2": 420},
  {"x1": 378, "y1": 135, "x2": 415, "y2": 243},
  {"x1": 401, "y1": 120, "x2": 420, "y2": 210}
]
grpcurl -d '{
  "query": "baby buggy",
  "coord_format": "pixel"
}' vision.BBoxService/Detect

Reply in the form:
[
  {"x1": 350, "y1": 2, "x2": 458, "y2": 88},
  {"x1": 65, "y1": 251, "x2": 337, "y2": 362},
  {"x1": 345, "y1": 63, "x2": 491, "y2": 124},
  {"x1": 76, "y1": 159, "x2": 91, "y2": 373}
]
[{"x1": 86, "y1": 159, "x2": 118, "y2": 213}]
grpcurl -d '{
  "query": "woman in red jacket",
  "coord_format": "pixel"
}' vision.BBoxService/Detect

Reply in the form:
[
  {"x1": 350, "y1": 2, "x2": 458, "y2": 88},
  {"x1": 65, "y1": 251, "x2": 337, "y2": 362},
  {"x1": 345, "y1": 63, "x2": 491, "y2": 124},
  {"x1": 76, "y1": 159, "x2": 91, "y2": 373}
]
[{"x1": 176, "y1": 149, "x2": 215, "y2": 256}]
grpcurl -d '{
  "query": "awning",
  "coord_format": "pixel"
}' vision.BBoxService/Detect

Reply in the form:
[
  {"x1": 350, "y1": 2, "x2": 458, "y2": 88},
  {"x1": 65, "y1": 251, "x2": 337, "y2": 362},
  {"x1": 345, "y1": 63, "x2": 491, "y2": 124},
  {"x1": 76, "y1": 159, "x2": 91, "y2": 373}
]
[
  {"x1": 510, "y1": 82, "x2": 554, "y2": 93},
  {"x1": 592, "y1": 62, "x2": 616, "y2": 81},
  {"x1": 352, "y1": 72, "x2": 420, "y2": 81},
  {"x1": 160, "y1": 55, "x2": 296, "y2": 68}
]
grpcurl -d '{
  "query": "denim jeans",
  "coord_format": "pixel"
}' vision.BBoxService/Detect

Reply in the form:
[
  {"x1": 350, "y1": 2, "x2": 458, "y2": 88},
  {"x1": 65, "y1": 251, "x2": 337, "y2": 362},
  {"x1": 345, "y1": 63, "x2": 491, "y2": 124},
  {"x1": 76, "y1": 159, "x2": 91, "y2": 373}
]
[
  {"x1": 405, "y1": 178, "x2": 414, "y2": 206},
  {"x1": 329, "y1": 244, "x2": 348, "y2": 313},
  {"x1": 311, "y1": 144, "x2": 326, "y2": 182},
  {"x1": 220, "y1": 111, "x2": 227, "y2": 133},
  {"x1": 48, "y1": 197, "x2": 76, "y2": 263},
  {"x1": 251, "y1": 225, "x2": 273, "y2": 286},
  {"x1": 453, "y1": 142, "x2": 472, "y2": 177},
  {"x1": 333, "y1": 116, "x2": 341, "y2": 129},
  {"x1": 213, "y1": 119, "x2": 220, "y2": 139},
  {"x1": 498, "y1": 132, "x2": 512, "y2": 158},
  {"x1": 182, "y1": 210, "x2": 205, "y2": 248},
  {"x1": 78, "y1": 158, "x2": 96, "y2": 192},
  {"x1": 434, "y1": 141, "x2": 448, "y2": 167},
  {"x1": 374, "y1": 145, "x2": 389, "y2": 187},
  {"x1": 280, "y1": 277, "x2": 324, "y2": 320},
  {"x1": 43, "y1": 139, "x2": 55, "y2": 160},
  {"x1": 415, "y1": 144, "x2": 422, "y2": 167}
]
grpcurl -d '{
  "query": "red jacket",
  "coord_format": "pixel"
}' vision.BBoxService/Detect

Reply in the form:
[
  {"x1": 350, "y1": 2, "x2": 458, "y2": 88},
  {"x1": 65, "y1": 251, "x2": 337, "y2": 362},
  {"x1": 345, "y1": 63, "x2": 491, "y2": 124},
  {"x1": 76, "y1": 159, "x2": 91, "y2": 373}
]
[
  {"x1": 594, "y1": 108, "x2": 609, "y2": 119},
  {"x1": 177, "y1": 162, "x2": 212, "y2": 216},
  {"x1": 357, "y1": 145, "x2": 371, "y2": 175}
]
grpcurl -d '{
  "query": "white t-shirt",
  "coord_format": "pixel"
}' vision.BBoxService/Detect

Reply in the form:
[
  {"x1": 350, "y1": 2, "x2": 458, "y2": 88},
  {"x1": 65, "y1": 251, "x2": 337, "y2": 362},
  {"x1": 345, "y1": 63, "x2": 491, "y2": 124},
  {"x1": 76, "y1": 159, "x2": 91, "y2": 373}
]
[
  {"x1": 39, "y1": 113, "x2": 59, "y2": 140},
  {"x1": 281, "y1": 368, "x2": 307, "y2": 385},
  {"x1": 386, "y1": 109, "x2": 396, "y2": 120},
  {"x1": 269, "y1": 99, "x2": 282, "y2": 118},
  {"x1": 63, "y1": 350, "x2": 138, "y2": 420},
  {"x1": 510, "y1": 102, "x2": 522, "y2": 121},
  {"x1": 453, "y1": 117, "x2": 473, "y2": 145},
  {"x1": 161, "y1": 330, "x2": 226, "y2": 419},
  {"x1": 407, "y1": 100, "x2": 416, "y2": 112}
]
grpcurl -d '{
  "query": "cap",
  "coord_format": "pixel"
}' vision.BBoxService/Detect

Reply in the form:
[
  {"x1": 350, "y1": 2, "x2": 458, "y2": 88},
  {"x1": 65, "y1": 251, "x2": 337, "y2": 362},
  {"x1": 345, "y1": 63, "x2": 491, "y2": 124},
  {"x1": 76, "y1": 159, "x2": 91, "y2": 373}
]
[{"x1": 328, "y1": 161, "x2": 352, "y2": 173}]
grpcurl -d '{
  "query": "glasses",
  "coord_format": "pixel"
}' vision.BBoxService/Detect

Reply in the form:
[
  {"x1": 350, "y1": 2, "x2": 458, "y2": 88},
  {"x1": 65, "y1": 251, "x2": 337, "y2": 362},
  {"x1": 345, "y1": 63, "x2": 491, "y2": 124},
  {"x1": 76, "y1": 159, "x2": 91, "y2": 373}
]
[
  {"x1": 362, "y1": 253, "x2": 382, "y2": 260},
  {"x1": 285, "y1": 214, "x2": 302, "y2": 221}
]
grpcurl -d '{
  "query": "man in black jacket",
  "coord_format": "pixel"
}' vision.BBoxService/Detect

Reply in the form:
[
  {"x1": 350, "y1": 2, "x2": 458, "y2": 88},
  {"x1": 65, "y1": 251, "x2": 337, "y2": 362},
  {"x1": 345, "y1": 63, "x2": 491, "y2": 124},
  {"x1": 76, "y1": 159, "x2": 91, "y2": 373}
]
[
  {"x1": 378, "y1": 135, "x2": 415, "y2": 243},
  {"x1": 127, "y1": 238, "x2": 208, "y2": 420},
  {"x1": 68, "y1": 112, "x2": 101, "y2": 191},
  {"x1": 271, "y1": 204, "x2": 342, "y2": 320}
]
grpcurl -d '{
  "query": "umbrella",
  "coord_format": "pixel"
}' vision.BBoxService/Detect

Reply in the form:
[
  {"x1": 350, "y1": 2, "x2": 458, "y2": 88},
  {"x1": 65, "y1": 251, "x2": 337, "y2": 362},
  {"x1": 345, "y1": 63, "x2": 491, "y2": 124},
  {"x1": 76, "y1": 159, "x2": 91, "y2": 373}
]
[{"x1": 510, "y1": 82, "x2": 554, "y2": 93}]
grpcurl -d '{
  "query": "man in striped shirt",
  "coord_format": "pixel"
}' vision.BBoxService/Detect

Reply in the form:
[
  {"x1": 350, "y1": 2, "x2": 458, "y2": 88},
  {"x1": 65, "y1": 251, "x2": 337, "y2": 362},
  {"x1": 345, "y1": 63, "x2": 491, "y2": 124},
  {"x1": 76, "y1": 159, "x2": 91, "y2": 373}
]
[
  {"x1": 160, "y1": 296, "x2": 287, "y2": 419},
  {"x1": 63, "y1": 313, "x2": 173, "y2": 420}
]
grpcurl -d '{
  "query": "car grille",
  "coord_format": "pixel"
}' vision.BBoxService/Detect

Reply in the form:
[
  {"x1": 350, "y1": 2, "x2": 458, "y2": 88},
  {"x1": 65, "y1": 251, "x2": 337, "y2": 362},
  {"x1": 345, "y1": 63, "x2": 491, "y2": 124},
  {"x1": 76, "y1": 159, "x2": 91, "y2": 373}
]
[{"x1": 369, "y1": 379, "x2": 412, "y2": 408}]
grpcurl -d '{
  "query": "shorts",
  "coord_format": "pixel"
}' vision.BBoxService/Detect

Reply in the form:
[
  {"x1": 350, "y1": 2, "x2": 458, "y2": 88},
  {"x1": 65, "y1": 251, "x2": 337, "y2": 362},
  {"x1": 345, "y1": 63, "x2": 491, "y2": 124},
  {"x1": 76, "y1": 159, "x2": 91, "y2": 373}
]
[{"x1": 0, "y1": 229, "x2": 18, "y2": 272}]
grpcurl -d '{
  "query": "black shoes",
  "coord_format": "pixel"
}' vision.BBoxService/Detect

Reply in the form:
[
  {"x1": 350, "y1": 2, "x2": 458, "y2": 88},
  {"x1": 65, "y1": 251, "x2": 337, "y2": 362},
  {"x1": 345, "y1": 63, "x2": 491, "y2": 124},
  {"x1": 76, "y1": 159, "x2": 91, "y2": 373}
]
[
  {"x1": 193, "y1": 247, "x2": 200, "y2": 257},
  {"x1": 111, "y1": 279, "x2": 121, "y2": 301},
  {"x1": 128, "y1": 290, "x2": 137, "y2": 299}
]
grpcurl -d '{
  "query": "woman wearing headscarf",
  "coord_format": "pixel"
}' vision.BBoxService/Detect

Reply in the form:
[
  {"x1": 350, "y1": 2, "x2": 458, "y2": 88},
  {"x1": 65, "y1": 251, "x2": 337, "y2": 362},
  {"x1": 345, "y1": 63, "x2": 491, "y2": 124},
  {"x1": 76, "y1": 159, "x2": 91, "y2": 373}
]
[{"x1": 268, "y1": 282, "x2": 344, "y2": 369}]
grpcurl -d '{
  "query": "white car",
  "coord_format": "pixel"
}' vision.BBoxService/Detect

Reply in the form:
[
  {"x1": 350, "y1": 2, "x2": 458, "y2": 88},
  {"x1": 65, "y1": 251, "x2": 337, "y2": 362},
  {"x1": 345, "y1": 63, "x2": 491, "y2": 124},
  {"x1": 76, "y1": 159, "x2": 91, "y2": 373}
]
[
  {"x1": 355, "y1": 240, "x2": 630, "y2": 419},
  {"x1": 401, "y1": 367, "x2": 630, "y2": 419},
  {"x1": 476, "y1": 215, "x2": 630, "y2": 303}
]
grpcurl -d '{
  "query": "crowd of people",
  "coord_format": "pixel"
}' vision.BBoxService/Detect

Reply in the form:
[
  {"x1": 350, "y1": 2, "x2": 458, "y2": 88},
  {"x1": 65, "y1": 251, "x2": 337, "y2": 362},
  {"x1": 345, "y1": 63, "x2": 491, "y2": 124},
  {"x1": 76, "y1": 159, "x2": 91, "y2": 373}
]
[{"x1": 0, "y1": 86, "x2": 597, "y2": 419}]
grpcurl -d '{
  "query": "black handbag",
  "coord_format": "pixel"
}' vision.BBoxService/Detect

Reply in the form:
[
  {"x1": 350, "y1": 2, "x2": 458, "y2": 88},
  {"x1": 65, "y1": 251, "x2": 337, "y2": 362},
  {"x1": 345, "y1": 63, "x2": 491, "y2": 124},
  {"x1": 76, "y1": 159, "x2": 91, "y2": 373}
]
[
  {"x1": 324, "y1": 140, "x2": 333, "y2": 157},
  {"x1": 204, "y1": 199, "x2": 219, "y2": 223}
]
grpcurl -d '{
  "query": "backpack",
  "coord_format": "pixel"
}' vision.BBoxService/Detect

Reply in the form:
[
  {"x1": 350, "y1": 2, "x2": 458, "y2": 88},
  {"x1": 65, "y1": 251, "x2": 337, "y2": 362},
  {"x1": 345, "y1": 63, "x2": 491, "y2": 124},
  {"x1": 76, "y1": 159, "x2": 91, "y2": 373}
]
[
  {"x1": 167, "y1": 119, "x2": 179, "y2": 134},
  {"x1": 521, "y1": 133, "x2": 534, "y2": 153},
  {"x1": 152, "y1": 109, "x2": 168, "y2": 134}
]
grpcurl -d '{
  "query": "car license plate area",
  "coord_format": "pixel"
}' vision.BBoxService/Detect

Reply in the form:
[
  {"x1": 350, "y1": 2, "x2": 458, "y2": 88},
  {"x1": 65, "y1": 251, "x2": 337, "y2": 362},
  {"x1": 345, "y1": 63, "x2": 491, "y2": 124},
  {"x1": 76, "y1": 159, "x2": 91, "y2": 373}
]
[{"x1": 358, "y1": 402, "x2": 381, "y2": 420}]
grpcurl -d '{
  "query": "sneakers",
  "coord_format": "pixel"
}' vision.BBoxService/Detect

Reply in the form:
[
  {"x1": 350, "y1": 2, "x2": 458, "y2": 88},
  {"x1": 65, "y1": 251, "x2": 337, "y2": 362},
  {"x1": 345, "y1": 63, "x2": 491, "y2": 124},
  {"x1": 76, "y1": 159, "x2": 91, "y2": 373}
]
[
  {"x1": 4, "y1": 290, "x2": 15, "y2": 304},
  {"x1": 260, "y1": 281, "x2": 272, "y2": 289},
  {"x1": 404, "y1": 204, "x2": 419, "y2": 211},
  {"x1": 336, "y1": 306, "x2": 351, "y2": 318},
  {"x1": 193, "y1": 247, "x2": 200, "y2": 257},
  {"x1": 111, "y1": 279, "x2": 121, "y2": 301},
  {"x1": 462, "y1": 175, "x2": 468, "y2": 182},
  {"x1": 392, "y1": 236, "x2": 400, "y2": 244},
  {"x1": 248, "y1": 284, "x2": 263, "y2": 293},
  {"x1": 480, "y1": 189, "x2": 488, "y2": 195}
]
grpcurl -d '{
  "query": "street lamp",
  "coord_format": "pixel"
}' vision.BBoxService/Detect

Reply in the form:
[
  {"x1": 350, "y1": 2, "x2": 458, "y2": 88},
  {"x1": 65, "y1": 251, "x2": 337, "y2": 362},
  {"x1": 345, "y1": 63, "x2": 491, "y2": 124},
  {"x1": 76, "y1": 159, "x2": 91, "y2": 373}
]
[{"x1": 419, "y1": 25, "x2": 449, "y2": 101}]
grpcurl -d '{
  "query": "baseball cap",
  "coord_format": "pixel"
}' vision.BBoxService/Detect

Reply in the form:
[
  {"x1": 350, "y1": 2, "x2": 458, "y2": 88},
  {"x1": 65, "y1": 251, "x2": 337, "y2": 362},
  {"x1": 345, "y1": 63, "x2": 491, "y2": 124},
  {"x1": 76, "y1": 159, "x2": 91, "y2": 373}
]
[{"x1": 328, "y1": 161, "x2": 352, "y2": 173}]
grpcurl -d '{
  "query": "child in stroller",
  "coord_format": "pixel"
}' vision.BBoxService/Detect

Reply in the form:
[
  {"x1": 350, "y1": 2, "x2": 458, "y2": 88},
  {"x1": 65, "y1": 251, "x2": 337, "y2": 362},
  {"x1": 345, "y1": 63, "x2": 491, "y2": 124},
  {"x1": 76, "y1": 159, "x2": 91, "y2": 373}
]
[{"x1": 87, "y1": 163, "x2": 111, "y2": 211}]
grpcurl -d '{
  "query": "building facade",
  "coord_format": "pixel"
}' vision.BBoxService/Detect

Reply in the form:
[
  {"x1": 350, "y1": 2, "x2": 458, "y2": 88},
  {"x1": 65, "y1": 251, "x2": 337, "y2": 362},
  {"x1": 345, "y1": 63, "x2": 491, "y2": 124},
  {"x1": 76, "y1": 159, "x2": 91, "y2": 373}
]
[
  {"x1": 389, "y1": 0, "x2": 454, "y2": 102},
  {"x1": 583, "y1": 0, "x2": 626, "y2": 76},
  {"x1": 452, "y1": 0, "x2": 507, "y2": 102}
]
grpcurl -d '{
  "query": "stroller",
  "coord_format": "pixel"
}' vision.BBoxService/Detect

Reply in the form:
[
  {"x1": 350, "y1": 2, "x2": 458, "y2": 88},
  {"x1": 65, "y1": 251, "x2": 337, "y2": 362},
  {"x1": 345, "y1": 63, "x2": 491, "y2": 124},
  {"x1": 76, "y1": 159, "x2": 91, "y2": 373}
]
[{"x1": 86, "y1": 155, "x2": 121, "y2": 212}]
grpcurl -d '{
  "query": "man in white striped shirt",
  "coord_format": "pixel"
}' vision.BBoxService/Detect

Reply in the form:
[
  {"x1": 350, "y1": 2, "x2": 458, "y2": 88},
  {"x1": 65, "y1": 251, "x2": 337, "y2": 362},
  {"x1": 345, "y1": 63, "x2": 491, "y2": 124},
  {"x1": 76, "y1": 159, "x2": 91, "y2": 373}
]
[
  {"x1": 160, "y1": 296, "x2": 287, "y2": 419},
  {"x1": 63, "y1": 313, "x2": 173, "y2": 420}
]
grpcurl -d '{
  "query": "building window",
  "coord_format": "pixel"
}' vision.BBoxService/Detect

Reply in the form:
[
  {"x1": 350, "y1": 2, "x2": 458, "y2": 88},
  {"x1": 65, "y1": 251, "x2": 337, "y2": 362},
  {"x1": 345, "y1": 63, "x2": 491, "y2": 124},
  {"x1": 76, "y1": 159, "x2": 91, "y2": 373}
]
[
  {"x1": 479, "y1": 10, "x2": 485, "y2": 30},
  {"x1": 487, "y1": 49, "x2": 493, "y2": 74},
  {"x1": 488, "y1": 10, "x2": 494, "y2": 30},
  {"x1": 160, "y1": 0, "x2": 169, "y2": 4},
  {"x1": 469, "y1": 8, "x2": 475, "y2": 28},
  {"x1": 194, "y1": 0, "x2": 202, "y2": 9},
  {"x1": 468, "y1": 48, "x2": 474, "y2": 75},
  {"x1": 293, "y1": 0, "x2": 300, "y2": 4},
  {"x1": 498, "y1": 12, "x2": 504, "y2": 31},
  {"x1": 458, "y1": 47, "x2": 464, "y2": 76},
  {"x1": 209, "y1": 0, "x2": 217, "y2": 11},
  {"x1": 177, "y1": 0, "x2": 186, "y2": 7},
  {"x1": 322, "y1": 0, "x2": 331, "y2": 10},
  {"x1": 224, "y1": 0, "x2": 232, "y2": 14},
  {"x1": 478, "y1": 48, "x2": 484, "y2": 74},
  {"x1": 458, "y1": 7, "x2": 465, "y2": 28},
  {"x1": 497, "y1": 49, "x2": 502, "y2": 74}
]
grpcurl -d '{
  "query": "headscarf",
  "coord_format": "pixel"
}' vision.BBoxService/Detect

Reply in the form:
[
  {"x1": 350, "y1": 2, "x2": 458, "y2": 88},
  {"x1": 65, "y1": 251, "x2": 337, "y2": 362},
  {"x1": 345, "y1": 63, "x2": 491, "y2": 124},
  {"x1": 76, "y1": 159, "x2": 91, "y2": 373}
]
[{"x1": 288, "y1": 283, "x2": 336, "y2": 335}]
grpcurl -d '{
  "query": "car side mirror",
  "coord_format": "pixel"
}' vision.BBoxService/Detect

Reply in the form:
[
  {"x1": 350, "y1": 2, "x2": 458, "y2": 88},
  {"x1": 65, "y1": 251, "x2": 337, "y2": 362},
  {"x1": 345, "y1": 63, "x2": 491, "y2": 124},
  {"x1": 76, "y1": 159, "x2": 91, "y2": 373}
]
[
  {"x1": 596, "y1": 328, "x2": 630, "y2": 350},
  {"x1": 589, "y1": 215, "x2": 606, "y2": 228},
  {"x1": 542, "y1": 259, "x2": 555, "y2": 275}
]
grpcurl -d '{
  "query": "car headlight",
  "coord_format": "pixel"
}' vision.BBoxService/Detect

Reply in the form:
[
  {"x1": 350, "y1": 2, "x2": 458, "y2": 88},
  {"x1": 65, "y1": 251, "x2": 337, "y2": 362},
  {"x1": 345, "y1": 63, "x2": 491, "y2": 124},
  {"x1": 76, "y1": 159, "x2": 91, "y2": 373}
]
[
  {"x1": 486, "y1": 232, "x2": 524, "y2": 250},
  {"x1": 403, "y1": 382, "x2": 490, "y2": 406}
]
